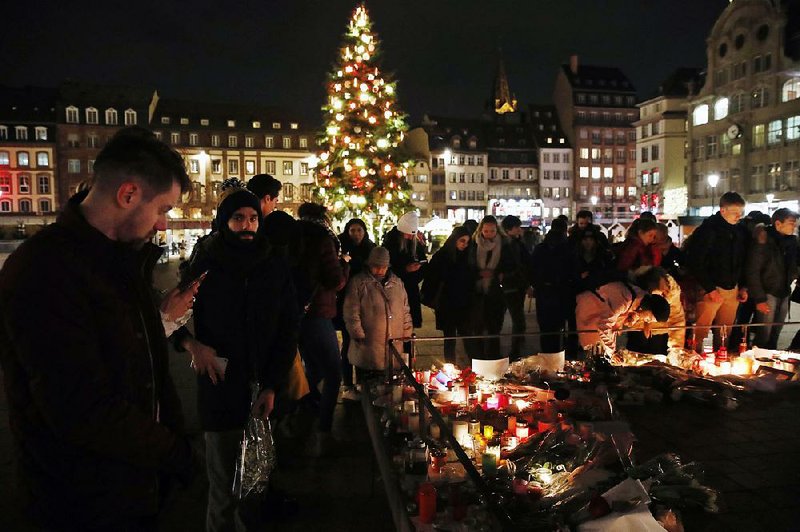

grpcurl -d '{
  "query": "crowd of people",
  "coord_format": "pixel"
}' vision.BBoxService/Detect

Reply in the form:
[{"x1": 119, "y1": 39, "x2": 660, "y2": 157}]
[{"x1": 0, "y1": 127, "x2": 798, "y2": 531}]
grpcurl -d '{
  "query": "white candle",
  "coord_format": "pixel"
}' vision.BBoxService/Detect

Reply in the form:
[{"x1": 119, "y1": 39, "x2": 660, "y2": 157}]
[{"x1": 453, "y1": 421, "x2": 468, "y2": 444}]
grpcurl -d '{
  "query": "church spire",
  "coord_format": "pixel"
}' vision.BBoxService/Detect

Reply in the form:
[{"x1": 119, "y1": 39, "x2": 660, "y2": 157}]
[{"x1": 493, "y1": 52, "x2": 517, "y2": 114}]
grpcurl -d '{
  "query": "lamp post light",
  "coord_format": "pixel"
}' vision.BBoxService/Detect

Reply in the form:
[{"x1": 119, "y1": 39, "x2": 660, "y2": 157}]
[
  {"x1": 766, "y1": 193, "x2": 775, "y2": 215},
  {"x1": 707, "y1": 173, "x2": 719, "y2": 213}
]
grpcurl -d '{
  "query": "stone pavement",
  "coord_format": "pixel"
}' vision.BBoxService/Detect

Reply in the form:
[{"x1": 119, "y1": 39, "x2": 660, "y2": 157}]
[{"x1": 0, "y1": 256, "x2": 799, "y2": 530}]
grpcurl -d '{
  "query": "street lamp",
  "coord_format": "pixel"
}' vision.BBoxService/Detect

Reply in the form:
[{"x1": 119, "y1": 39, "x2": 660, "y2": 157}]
[
  {"x1": 766, "y1": 193, "x2": 775, "y2": 215},
  {"x1": 590, "y1": 195, "x2": 598, "y2": 206},
  {"x1": 707, "y1": 173, "x2": 719, "y2": 213}
]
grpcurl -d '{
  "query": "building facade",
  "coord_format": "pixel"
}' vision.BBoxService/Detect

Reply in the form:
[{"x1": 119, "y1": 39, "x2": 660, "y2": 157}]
[
  {"x1": 0, "y1": 86, "x2": 59, "y2": 237},
  {"x1": 634, "y1": 68, "x2": 701, "y2": 218},
  {"x1": 688, "y1": 0, "x2": 800, "y2": 215},
  {"x1": 150, "y1": 98, "x2": 315, "y2": 243},
  {"x1": 529, "y1": 104, "x2": 573, "y2": 222},
  {"x1": 553, "y1": 55, "x2": 640, "y2": 222},
  {"x1": 55, "y1": 81, "x2": 156, "y2": 206}
]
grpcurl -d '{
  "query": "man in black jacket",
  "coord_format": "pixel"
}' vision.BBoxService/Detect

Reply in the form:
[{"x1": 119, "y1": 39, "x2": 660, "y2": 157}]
[
  {"x1": 500, "y1": 215, "x2": 533, "y2": 358},
  {"x1": 746, "y1": 208, "x2": 798, "y2": 349},
  {"x1": 0, "y1": 128, "x2": 195, "y2": 530},
  {"x1": 174, "y1": 180, "x2": 299, "y2": 530},
  {"x1": 685, "y1": 192, "x2": 749, "y2": 350}
]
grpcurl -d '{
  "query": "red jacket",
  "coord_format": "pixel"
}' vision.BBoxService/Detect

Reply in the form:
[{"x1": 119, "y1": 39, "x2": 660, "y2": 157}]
[{"x1": 615, "y1": 235, "x2": 660, "y2": 272}]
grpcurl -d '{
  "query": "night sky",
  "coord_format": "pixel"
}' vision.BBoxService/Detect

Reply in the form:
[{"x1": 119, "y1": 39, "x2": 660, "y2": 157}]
[{"x1": 3, "y1": 0, "x2": 730, "y2": 125}]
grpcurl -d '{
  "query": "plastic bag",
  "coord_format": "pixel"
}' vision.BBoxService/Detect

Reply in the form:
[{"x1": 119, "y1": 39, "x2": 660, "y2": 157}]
[{"x1": 233, "y1": 385, "x2": 277, "y2": 500}]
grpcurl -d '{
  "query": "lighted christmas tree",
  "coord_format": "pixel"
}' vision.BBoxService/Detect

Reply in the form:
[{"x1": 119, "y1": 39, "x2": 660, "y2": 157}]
[{"x1": 314, "y1": 4, "x2": 413, "y2": 232}]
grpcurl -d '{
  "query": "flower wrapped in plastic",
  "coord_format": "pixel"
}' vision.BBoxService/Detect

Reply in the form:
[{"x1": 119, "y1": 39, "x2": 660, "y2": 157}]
[{"x1": 233, "y1": 385, "x2": 277, "y2": 500}]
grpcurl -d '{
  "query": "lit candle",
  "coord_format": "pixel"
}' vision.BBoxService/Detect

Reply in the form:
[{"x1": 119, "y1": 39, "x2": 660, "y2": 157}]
[
  {"x1": 516, "y1": 421, "x2": 530, "y2": 439},
  {"x1": 507, "y1": 415, "x2": 517, "y2": 434},
  {"x1": 720, "y1": 361, "x2": 732, "y2": 374},
  {"x1": 486, "y1": 395, "x2": 500, "y2": 410},
  {"x1": 468, "y1": 419, "x2": 481, "y2": 435},
  {"x1": 452, "y1": 421, "x2": 468, "y2": 444},
  {"x1": 483, "y1": 425, "x2": 494, "y2": 439}
]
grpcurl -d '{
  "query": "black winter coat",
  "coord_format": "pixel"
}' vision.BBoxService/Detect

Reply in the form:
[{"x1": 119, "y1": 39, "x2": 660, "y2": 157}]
[
  {"x1": 422, "y1": 246, "x2": 473, "y2": 330},
  {"x1": 0, "y1": 193, "x2": 191, "y2": 529},
  {"x1": 178, "y1": 232, "x2": 299, "y2": 431},
  {"x1": 746, "y1": 226, "x2": 799, "y2": 303},
  {"x1": 684, "y1": 212, "x2": 749, "y2": 292},
  {"x1": 530, "y1": 232, "x2": 577, "y2": 297},
  {"x1": 383, "y1": 227, "x2": 427, "y2": 327}
]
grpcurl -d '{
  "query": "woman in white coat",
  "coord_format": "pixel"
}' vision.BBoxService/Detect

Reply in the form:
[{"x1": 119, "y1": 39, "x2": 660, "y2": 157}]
[{"x1": 344, "y1": 247, "x2": 413, "y2": 379}]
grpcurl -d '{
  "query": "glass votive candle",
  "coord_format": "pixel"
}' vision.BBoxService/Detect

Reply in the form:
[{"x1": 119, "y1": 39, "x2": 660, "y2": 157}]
[
  {"x1": 483, "y1": 424, "x2": 494, "y2": 439},
  {"x1": 468, "y1": 419, "x2": 481, "y2": 435},
  {"x1": 486, "y1": 394, "x2": 500, "y2": 410},
  {"x1": 515, "y1": 421, "x2": 530, "y2": 439},
  {"x1": 507, "y1": 415, "x2": 517, "y2": 433},
  {"x1": 481, "y1": 452, "x2": 497, "y2": 476}
]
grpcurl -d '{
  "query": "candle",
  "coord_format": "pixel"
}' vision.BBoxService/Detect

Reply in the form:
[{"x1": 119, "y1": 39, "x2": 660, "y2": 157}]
[
  {"x1": 452, "y1": 421, "x2": 468, "y2": 444},
  {"x1": 468, "y1": 419, "x2": 481, "y2": 435},
  {"x1": 443, "y1": 363, "x2": 456, "y2": 377},
  {"x1": 483, "y1": 425, "x2": 494, "y2": 439},
  {"x1": 417, "y1": 482, "x2": 437, "y2": 524},
  {"x1": 512, "y1": 478, "x2": 529, "y2": 495},
  {"x1": 481, "y1": 452, "x2": 497, "y2": 477},
  {"x1": 408, "y1": 412, "x2": 420, "y2": 434},
  {"x1": 391, "y1": 386, "x2": 402, "y2": 403},
  {"x1": 486, "y1": 395, "x2": 500, "y2": 410},
  {"x1": 423, "y1": 370, "x2": 431, "y2": 383},
  {"x1": 404, "y1": 400, "x2": 416, "y2": 413},
  {"x1": 507, "y1": 415, "x2": 517, "y2": 433},
  {"x1": 720, "y1": 361, "x2": 732, "y2": 374},
  {"x1": 430, "y1": 423, "x2": 441, "y2": 439},
  {"x1": 516, "y1": 421, "x2": 530, "y2": 439}
]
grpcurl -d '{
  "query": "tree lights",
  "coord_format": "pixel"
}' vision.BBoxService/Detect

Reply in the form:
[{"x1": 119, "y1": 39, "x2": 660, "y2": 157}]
[{"x1": 314, "y1": 4, "x2": 413, "y2": 231}]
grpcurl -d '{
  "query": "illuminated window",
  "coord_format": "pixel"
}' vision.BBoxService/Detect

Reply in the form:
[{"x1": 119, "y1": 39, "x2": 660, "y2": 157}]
[
  {"x1": 105, "y1": 108, "x2": 118, "y2": 125},
  {"x1": 66, "y1": 106, "x2": 79, "y2": 123},
  {"x1": 692, "y1": 104, "x2": 708, "y2": 126},
  {"x1": 714, "y1": 97, "x2": 728, "y2": 120},
  {"x1": 124, "y1": 109, "x2": 137, "y2": 125},
  {"x1": 782, "y1": 78, "x2": 800, "y2": 102}
]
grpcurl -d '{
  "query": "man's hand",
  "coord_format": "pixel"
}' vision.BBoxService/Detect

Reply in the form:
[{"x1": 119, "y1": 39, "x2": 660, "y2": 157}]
[
  {"x1": 705, "y1": 289, "x2": 723, "y2": 303},
  {"x1": 251, "y1": 389, "x2": 275, "y2": 421},
  {"x1": 737, "y1": 288, "x2": 749, "y2": 303},
  {"x1": 183, "y1": 337, "x2": 224, "y2": 385},
  {"x1": 160, "y1": 284, "x2": 198, "y2": 322},
  {"x1": 406, "y1": 262, "x2": 422, "y2": 273},
  {"x1": 755, "y1": 301, "x2": 771, "y2": 315}
]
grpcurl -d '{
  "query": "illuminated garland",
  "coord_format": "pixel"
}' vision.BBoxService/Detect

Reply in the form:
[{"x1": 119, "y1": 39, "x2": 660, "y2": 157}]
[{"x1": 313, "y1": 4, "x2": 413, "y2": 227}]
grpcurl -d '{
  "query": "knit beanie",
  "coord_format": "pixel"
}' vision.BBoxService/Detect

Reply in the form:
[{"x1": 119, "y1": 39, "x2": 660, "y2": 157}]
[
  {"x1": 397, "y1": 211, "x2": 419, "y2": 234},
  {"x1": 367, "y1": 246, "x2": 391, "y2": 268},
  {"x1": 215, "y1": 178, "x2": 262, "y2": 229}
]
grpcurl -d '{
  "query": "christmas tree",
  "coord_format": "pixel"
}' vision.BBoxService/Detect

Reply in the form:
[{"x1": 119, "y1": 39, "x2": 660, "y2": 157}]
[{"x1": 314, "y1": 4, "x2": 413, "y2": 233}]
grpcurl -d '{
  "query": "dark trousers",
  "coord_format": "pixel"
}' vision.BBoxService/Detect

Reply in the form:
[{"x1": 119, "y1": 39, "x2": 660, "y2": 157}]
[
  {"x1": 439, "y1": 308, "x2": 472, "y2": 363},
  {"x1": 298, "y1": 317, "x2": 341, "y2": 432},
  {"x1": 729, "y1": 300, "x2": 755, "y2": 350},
  {"x1": 536, "y1": 295, "x2": 572, "y2": 354},
  {"x1": 340, "y1": 328, "x2": 354, "y2": 387},
  {"x1": 467, "y1": 293, "x2": 506, "y2": 360},
  {"x1": 505, "y1": 290, "x2": 527, "y2": 358}
]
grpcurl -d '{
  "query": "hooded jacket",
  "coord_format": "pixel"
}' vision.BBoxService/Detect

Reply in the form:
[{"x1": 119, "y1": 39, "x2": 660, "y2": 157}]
[
  {"x1": 0, "y1": 192, "x2": 191, "y2": 528},
  {"x1": 343, "y1": 271, "x2": 413, "y2": 370},
  {"x1": 746, "y1": 226, "x2": 799, "y2": 302}
]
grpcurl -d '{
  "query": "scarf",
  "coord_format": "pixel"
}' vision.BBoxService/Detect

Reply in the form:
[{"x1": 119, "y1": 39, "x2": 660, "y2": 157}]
[{"x1": 475, "y1": 234, "x2": 502, "y2": 294}]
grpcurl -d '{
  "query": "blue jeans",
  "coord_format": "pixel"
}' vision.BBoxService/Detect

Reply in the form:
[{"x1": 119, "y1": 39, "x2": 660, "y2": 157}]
[
  {"x1": 298, "y1": 317, "x2": 341, "y2": 432},
  {"x1": 753, "y1": 294, "x2": 790, "y2": 349}
]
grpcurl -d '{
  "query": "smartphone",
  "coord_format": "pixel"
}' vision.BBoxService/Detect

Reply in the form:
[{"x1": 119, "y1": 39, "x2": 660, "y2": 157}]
[
  {"x1": 417, "y1": 259, "x2": 428, "y2": 264},
  {"x1": 179, "y1": 270, "x2": 209, "y2": 292}
]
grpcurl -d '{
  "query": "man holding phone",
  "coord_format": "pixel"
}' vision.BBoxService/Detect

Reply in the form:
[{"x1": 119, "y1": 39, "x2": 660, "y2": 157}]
[{"x1": 0, "y1": 127, "x2": 195, "y2": 530}]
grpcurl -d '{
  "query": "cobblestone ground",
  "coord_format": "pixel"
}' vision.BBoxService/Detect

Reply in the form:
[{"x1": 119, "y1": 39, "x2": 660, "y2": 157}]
[{"x1": 1, "y1": 256, "x2": 798, "y2": 531}]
